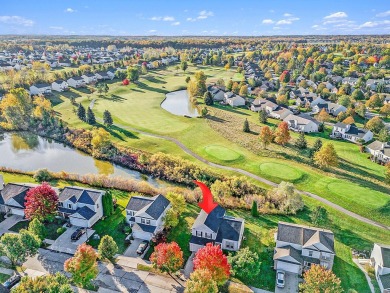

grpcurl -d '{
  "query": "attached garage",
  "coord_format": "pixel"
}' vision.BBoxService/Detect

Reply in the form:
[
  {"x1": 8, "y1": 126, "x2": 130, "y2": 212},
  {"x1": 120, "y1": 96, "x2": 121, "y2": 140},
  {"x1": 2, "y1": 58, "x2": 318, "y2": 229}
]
[{"x1": 132, "y1": 223, "x2": 156, "y2": 241}]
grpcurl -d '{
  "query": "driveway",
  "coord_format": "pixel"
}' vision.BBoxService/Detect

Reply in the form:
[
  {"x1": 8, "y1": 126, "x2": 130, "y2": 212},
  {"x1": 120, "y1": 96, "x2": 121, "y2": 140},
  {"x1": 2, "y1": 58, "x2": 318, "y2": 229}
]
[
  {"x1": 123, "y1": 238, "x2": 149, "y2": 258},
  {"x1": 0, "y1": 215, "x2": 24, "y2": 236},
  {"x1": 275, "y1": 272, "x2": 300, "y2": 293},
  {"x1": 48, "y1": 226, "x2": 95, "y2": 255}
]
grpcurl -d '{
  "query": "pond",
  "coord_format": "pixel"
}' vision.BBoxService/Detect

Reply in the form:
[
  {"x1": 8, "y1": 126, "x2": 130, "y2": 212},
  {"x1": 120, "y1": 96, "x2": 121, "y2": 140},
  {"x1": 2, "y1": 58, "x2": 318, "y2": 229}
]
[
  {"x1": 0, "y1": 132, "x2": 164, "y2": 187},
  {"x1": 161, "y1": 90, "x2": 199, "y2": 117}
]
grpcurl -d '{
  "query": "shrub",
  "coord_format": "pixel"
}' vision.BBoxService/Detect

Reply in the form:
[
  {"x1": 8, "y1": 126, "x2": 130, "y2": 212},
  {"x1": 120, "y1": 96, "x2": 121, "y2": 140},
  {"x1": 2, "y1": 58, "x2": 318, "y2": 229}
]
[
  {"x1": 57, "y1": 227, "x2": 66, "y2": 235},
  {"x1": 33, "y1": 169, "x2": 52, "y2": 182}
]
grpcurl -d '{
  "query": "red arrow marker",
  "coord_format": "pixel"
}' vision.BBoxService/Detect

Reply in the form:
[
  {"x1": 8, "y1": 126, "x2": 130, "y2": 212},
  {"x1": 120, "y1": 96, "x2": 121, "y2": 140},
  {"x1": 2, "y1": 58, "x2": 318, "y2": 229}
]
[{"x1": 194, "y1": 181, "x2": 218, "y2": 214}]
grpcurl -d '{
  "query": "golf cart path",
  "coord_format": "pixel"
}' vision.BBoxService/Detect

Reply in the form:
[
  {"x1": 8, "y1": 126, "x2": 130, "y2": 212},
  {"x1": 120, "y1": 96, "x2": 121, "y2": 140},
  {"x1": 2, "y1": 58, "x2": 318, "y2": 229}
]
[{"x1": 117, "y1": 123, "x2": 390, "y2": 231}]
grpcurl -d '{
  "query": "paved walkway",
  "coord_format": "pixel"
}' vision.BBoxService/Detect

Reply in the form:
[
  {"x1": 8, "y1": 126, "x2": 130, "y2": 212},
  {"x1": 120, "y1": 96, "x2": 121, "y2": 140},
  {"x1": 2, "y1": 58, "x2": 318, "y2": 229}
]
[
  {"x1": 352, "y1": 259, "x2": 375, "y2": 293},
  {"x1": 23, "y1": 249, "x2": 183, "y2": 293},
  {"x1": 115, "y1": 124, "x2": 390, "y2": 231},
  {"x1": 0, "y1": 215, "x2": 24, "y2": 236}
]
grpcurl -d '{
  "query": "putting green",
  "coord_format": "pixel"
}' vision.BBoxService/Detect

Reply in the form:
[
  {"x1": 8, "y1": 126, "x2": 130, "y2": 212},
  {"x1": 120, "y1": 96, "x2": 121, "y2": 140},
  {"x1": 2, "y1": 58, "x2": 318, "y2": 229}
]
[
  {"x1": 259, "y1": 162, "x2": 304, "y2": 181},
  {"x1": 204, "y1": 145, "x2": 242, "y2": 161},
  {"x1": 327, "y1": 182, "x2": 388, "y2": 208}
]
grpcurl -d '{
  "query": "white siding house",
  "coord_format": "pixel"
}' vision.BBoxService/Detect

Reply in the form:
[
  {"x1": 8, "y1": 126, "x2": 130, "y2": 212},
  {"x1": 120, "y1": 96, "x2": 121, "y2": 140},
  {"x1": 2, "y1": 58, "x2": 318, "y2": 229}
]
[
  {"x1": 58, "y1": 186, "x2": 104, "y2": 228},
  {"x1": 284, "y1": 114, "x2": 320, "y2": 133},
  {"x1": 29, "y1": 83, "x2": 52, "y2": 95},
  {"x1": 332, "y1": 123, "x2": 373, "y2": 143},
  {"x1": 67, "y1": 77, "x2": 85, "y2": 88},
  {"x1": 371, "y1": 244, "x2": 390, "y2": 292},
  {"x1": 51, "y1": 80, "x2": 69, "y2": 92},
  {"x1": 125, "y1": 195, "x2": 171, "y2": 241}
]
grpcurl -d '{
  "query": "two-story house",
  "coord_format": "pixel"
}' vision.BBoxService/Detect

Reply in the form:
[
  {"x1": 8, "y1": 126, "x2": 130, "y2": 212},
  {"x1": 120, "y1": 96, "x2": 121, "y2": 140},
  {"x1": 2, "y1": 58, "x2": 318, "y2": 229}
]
[
  {"x1": 58, "y1": 186, "x2": 104, "y2": 228},
  {"x1": 189, "y1": 181, "x2": 245, "y2": 252},
  {"x1": 0, "y1": 182, "x2": 34, "y2": 216},
  {"x1": 371, "y1": 243, "x2": 390, "y2": 292},
  {"x1": 125, "y1": 194, "x2": 171, "y2": 241},
  {"x1": 51, "y1": 80, "x2": 69, "y2": 92},
  {"x1": 29, "y1": 83, "x2": 52, "y2": 96},
  {"x1": 67, "y1": 76, "x2": 86, "y2": 88},
  {"x1": 82, "y1": 73, "x2": 98, "y2": 84},
  {"x1": 332, "y1": 122, "x2": 373, "y2": 143},
  {"x1": 273, "y1": 222, "x2": 335, "y2": 275},
  {"x1": 284, "y1": 114, "x2": 320, "y2": 133},
  {"x1": 366, "y1": 141, "x2": 390, "y2": 164}
]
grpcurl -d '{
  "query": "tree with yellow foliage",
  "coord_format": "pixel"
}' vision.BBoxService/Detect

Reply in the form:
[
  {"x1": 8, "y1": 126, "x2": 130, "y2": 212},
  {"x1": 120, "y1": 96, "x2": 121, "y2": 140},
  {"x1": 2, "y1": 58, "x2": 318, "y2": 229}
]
[
  {"x1": 33, "y1": 96, "x2": 52, "y2": 119},
  {"x1": 0, "y1": 88, "x2": 32, "y2": 130},
  {"x1": 314, "y1": 143, "x2": 338, "y2": 169},
  {"x1": 91, "y1": 128, "x2": 111, "y2": 151}
]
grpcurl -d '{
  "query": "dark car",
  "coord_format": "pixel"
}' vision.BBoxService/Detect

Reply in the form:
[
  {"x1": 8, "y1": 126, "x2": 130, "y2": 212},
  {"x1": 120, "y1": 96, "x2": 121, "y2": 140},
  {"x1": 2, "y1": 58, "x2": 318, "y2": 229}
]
[
  {"x1": 3, "y1": 274, "x2": 21, "y2": 289},
  {"x1": 136, "y1": 240, "x2": 149, "y2": 255},
  {"x1": 71, "y1": 228, "x2": 85, "y2": 241}
]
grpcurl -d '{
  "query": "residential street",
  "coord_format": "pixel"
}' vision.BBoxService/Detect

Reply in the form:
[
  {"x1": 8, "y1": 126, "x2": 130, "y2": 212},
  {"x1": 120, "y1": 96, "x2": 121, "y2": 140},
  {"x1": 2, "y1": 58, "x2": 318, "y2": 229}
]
[{"x1": 23, "y1": 249, "x2": 185, "y2": 293}]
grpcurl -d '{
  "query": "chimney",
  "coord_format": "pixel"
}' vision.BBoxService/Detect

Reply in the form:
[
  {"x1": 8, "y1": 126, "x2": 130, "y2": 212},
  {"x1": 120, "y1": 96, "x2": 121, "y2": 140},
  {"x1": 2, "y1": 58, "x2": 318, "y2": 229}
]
[{"x1": 0, "y1": 175, "x2": 4, "y2": 191}]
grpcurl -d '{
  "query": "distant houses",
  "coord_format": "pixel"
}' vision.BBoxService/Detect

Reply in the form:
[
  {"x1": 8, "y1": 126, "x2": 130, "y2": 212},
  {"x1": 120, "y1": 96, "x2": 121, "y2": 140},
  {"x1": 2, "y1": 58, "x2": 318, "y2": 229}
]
[
  {"x1": 366, "y1": 141, "x2": 390, "y2": 164},
  {"x1": 29, "y1": 83, "x2": 52, "y2": 96},
  {"x1": 51, "y1": 80, "x2": 69, "y2": 92},
  {"x1": 67, "y1": 76, "x2": 85, "y2": 88}
]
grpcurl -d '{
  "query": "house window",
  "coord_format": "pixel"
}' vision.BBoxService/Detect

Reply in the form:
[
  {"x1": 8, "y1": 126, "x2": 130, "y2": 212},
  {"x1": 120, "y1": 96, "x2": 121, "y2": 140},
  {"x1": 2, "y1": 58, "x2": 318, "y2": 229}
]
[
  {"x1": 146, "y1": 220, "x2": 150, "y2": 225},
  {"x1": 204, "y1": 233, "x2": 212, "y2": 239},
  {"x1": 97, "y1": 204, "x2": 99, "y2": 208},
  {"x1": 321, "y1": 261, "x2": 329, "y2": 269},
  {"x1": 309, "y1": 251, "x2": 313, "y2": 257},
  {"x1": 141, "y1": 218, "x2": 145, "y2": 224},
  {"x1": 225, "y1": 241, "x2": 234, "y2": 249},
  {"x1": 196, "y1": 231, "x2": 202, "y2": 237},
  {"x1": 68, "y1": 204, "x2": 72, "y2": 209},
  {"x1": 59, "y1": 202, "x2": 63, "y2": 207}
]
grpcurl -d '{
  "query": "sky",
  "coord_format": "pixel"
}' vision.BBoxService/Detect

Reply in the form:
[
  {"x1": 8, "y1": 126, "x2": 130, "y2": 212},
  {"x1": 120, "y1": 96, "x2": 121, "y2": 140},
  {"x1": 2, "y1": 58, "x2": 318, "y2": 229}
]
[{"x1": 0, "y1": 0, "x2": 389, "y2": 36}]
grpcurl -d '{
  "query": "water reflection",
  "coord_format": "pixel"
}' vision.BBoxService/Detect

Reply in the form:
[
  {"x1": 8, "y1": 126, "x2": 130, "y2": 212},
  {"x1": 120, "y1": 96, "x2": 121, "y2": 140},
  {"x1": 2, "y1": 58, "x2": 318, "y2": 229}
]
[
  {"x1": 0, "y1": 132, "x2": 163, "y2": 187},
  {"x1": 161, "y1": 90, "x2": 199, "y2": 117}
]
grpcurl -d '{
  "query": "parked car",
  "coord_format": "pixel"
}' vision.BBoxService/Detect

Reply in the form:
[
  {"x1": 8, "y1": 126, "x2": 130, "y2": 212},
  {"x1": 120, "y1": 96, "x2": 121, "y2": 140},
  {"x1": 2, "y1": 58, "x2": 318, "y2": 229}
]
[
  {"x1": 136, "y1": 240, "x2": 149, "y2": 255},
  {"x1": 3, "y1": 275, "x2": 21, "y2": 289},
  {"x1": 71, "y1": 228, "x2": 86, "y2": 241},
  {"x1": 277, "y1": 270, "x2": 285, "y2": 288}
]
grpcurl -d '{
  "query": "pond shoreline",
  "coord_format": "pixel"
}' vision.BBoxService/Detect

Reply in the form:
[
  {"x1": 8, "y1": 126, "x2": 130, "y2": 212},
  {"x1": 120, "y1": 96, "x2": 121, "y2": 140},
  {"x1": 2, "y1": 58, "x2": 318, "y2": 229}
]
[{"x1": 161, "y1": 90, "x2": 200, "y2": 117}]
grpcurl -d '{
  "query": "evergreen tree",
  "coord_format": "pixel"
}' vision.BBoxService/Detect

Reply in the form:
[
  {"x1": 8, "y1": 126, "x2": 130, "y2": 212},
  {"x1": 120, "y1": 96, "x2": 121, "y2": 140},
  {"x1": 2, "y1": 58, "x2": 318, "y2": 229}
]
[
  {"x1": 251, "y1": 201, "x2": 258, "y2": 217},
  {"x1": 102, "y1": 191, "x2": 114, "y2": 217},
  {"x1": 295, "y1": 132, "x2": 307, "y2": 149},
  {"x1": 243, "y1": 119, "x2": 250, "y2": 133},
  {"x1": 87, "y1": 107, "x2": 96, "y2": 125},
  {"x1": 313, "y1": 138, "x2": 323, "y2": 152},
  {"x1": 204, "y1": 91, "x2": 214, "y2": 106},
  {"x1": 103, "y1": 110, "x2": 113, "y2": 127},
  {"x1": 258, "y1": 109, "x2": 268, "y2": 124},
  {"x1": 77, "y1": 103, "x2": 86, "y2": 121}
]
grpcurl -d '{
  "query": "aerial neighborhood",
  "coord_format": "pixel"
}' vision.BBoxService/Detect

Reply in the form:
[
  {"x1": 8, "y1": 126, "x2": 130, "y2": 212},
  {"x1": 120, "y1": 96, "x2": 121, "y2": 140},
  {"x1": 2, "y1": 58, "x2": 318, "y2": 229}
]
[{"x1": 0, "y1": 7, "x2": 389, "y2": 292}]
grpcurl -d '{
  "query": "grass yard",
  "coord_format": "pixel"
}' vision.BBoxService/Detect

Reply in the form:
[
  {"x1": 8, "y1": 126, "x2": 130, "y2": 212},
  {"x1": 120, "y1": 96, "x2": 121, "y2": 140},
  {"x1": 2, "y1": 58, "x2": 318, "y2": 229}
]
[
  {"x1": 0, "y1": 273, "x2": 10, "y2": 283},
  {"x1": 8, "y1": 219, "x2": 66, "y2": 240}
]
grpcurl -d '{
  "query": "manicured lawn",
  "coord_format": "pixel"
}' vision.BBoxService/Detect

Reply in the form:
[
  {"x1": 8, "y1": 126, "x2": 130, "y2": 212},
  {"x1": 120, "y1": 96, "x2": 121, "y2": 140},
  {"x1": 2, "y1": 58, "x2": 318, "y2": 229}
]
[
  {"x1": 204, "y1": 145, "x2": 242, "y2": 162},
  {"x1": 8, "y1": 219, "x2": 66, "y2": 240},
  {"x1": 259, "y1": 162, "x2": 305, "y2": 182},
  {"x1": 0, "y1": 273, "x2": 10, "y2": 283}
]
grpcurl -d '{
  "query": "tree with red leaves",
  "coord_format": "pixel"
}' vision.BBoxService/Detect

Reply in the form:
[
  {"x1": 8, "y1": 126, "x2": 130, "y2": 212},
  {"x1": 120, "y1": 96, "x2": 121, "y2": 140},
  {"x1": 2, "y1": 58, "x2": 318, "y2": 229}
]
[
  {"x1": 279, "y1": 70, "x2": 290, "y2": 83},
  {"x1": 193, "y1": 243, "x2": 230, "y2": 285},
  {"x1": 150, "y1": 242, "x2": 184, "y2": 274},
  {"x1": 122, "y1": 79, "x2": 129, "y2": 85},
  {"x1": 64, "y1": 243, "x2": 98, "y2": 288},
  {"x1": 274, "y1": 121, "x2": 291, "y2": 146},
  {"x1": 25, "y1": 182, "x2": 58, "y2": 222}
]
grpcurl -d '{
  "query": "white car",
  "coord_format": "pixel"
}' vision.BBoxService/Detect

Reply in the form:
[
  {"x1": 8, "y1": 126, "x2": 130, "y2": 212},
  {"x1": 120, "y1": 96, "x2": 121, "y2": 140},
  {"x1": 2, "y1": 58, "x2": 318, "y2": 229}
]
[{"x1": 277, "y1": 270, "x2": 285, "y2": 288}]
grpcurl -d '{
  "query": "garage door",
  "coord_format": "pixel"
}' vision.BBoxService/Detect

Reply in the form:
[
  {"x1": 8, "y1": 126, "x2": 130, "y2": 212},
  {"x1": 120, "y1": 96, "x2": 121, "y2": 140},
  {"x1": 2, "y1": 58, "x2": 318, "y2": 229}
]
[
  {"x1": 70, "y1": 217, "x2": 88, "y2": 227},
  {"x1": 11, "y1": 208, "x2": 24, "y2": 216},
  {"x1": 276, "y1": 261, "x2": 301, "y2": 274},
  {"x1": 133, "y1": 230, "x2": 152, "y2": 241}
]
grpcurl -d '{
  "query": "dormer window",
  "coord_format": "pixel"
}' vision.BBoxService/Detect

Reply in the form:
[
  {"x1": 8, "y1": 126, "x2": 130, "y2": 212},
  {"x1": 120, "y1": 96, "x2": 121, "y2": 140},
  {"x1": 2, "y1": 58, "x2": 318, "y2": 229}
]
[{"x1": 68, "y1": 204, "x2": 72, "y2": 209}]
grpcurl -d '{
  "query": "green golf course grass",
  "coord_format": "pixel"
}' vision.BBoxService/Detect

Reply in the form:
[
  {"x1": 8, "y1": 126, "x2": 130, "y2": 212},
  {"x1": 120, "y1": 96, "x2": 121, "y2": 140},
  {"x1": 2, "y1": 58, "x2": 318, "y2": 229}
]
[
  {"x1": 204, "y1": 144, "x2": 242, "y2": 161},
  {"x1": 259, "y1": 162, "x2": 305, "y2": 181}
]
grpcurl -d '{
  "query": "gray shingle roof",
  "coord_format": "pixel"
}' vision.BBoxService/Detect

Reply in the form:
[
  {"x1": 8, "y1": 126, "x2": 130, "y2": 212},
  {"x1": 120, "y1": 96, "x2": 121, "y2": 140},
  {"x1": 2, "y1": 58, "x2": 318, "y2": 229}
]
[
  {"x1": 277, "y1": 222, "x2": 335, "y2": 253},
  {"x1": 59, "y1": 186, "x2": 102, "y2": 205},
  {"x1": 0, "y1": 183, "x2": 30, "y2": 207},
  {"x1": 216, "y1": 218, "x2": 244, "y2": 242},
  {"x1": 145, "y1": 194, "x2": 170, "y2": 220},
  {"x1": 126, "y1": 196, "x2": 153, "y2": 211},
  {"x1": 380, "y1": 274, "x2": 390, "y2": 290},
  {"x1": 379, "y1": 244, "x2": 390, "y2": 268},
  {"x1": 74, "y1": 206, "x2": 96, "y2": 220},
  {"x1": 134, "y1": 223, "x2": 157, "y2": 233},
  {"x1": 204, "y1": 206, "x2": 226, "y2": 232}
]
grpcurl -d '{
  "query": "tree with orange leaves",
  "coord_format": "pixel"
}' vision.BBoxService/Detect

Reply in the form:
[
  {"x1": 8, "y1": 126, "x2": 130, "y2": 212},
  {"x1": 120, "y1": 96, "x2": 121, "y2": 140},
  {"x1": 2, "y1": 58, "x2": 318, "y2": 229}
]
[
  {"x1": 150, "y1": 242, "x2": 184, "y2": 274},
  {"x1": 299, "y1": 264, "x2": 343, "y2": 293},
  {"x1": 259, "y1": 126, "x2": 274, "y2": 149},
  {"x1": 64, "y1": 244, "x2": 98, "y2": 288},
  {"x1": 193, "y1": 243, "x2": 230, "y2": 285},
  {"x1": 274, "y1": 122, "x2": 291, "y2": 146}
]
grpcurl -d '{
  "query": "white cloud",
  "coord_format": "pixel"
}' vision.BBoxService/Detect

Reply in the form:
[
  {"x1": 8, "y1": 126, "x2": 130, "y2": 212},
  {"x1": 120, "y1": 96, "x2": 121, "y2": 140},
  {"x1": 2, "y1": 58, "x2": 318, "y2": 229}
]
[
  {"x1": 276, "y1": 17, "x2": 299, "y2": 25},
  {"x1": 65, "y1": 8, "x2": 76, "y2": 13},
  {"x1": 324, "y1": 12, "x2": 347, "y2": 19},
  {"x1": 150, "y1": 16, "x2": 175, "y2": 21},
  {"x1": 376, "y1": 10, "x2": 390, "y2": 17},
  {"x1": 148, "y1": 29, "x2": 157, "y2": 33},
  {"x1": 0, "y1": 16, "x2": 34, "y2": 26},
  {"x1": 273, "y1": 26, "x2": 281, "y2": 30},
  {"x1": 262, "y1": 19, "x2": 274, "y2": 24},
  {"x1": 360, "y1": 20, "x2": 390, "y2": 28},
  {"x1": 187, "y1": 10, "x2": 214, "y2": 22},
  {"x1": 283, "y1": 13, "x2": 292, "y2": 17},
  {"x1": 171, "y1": 21, "x2": 180, "y2": 26},
  {"x1": 49, "y1": 26, "x2": 64, "y2": 30}
]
